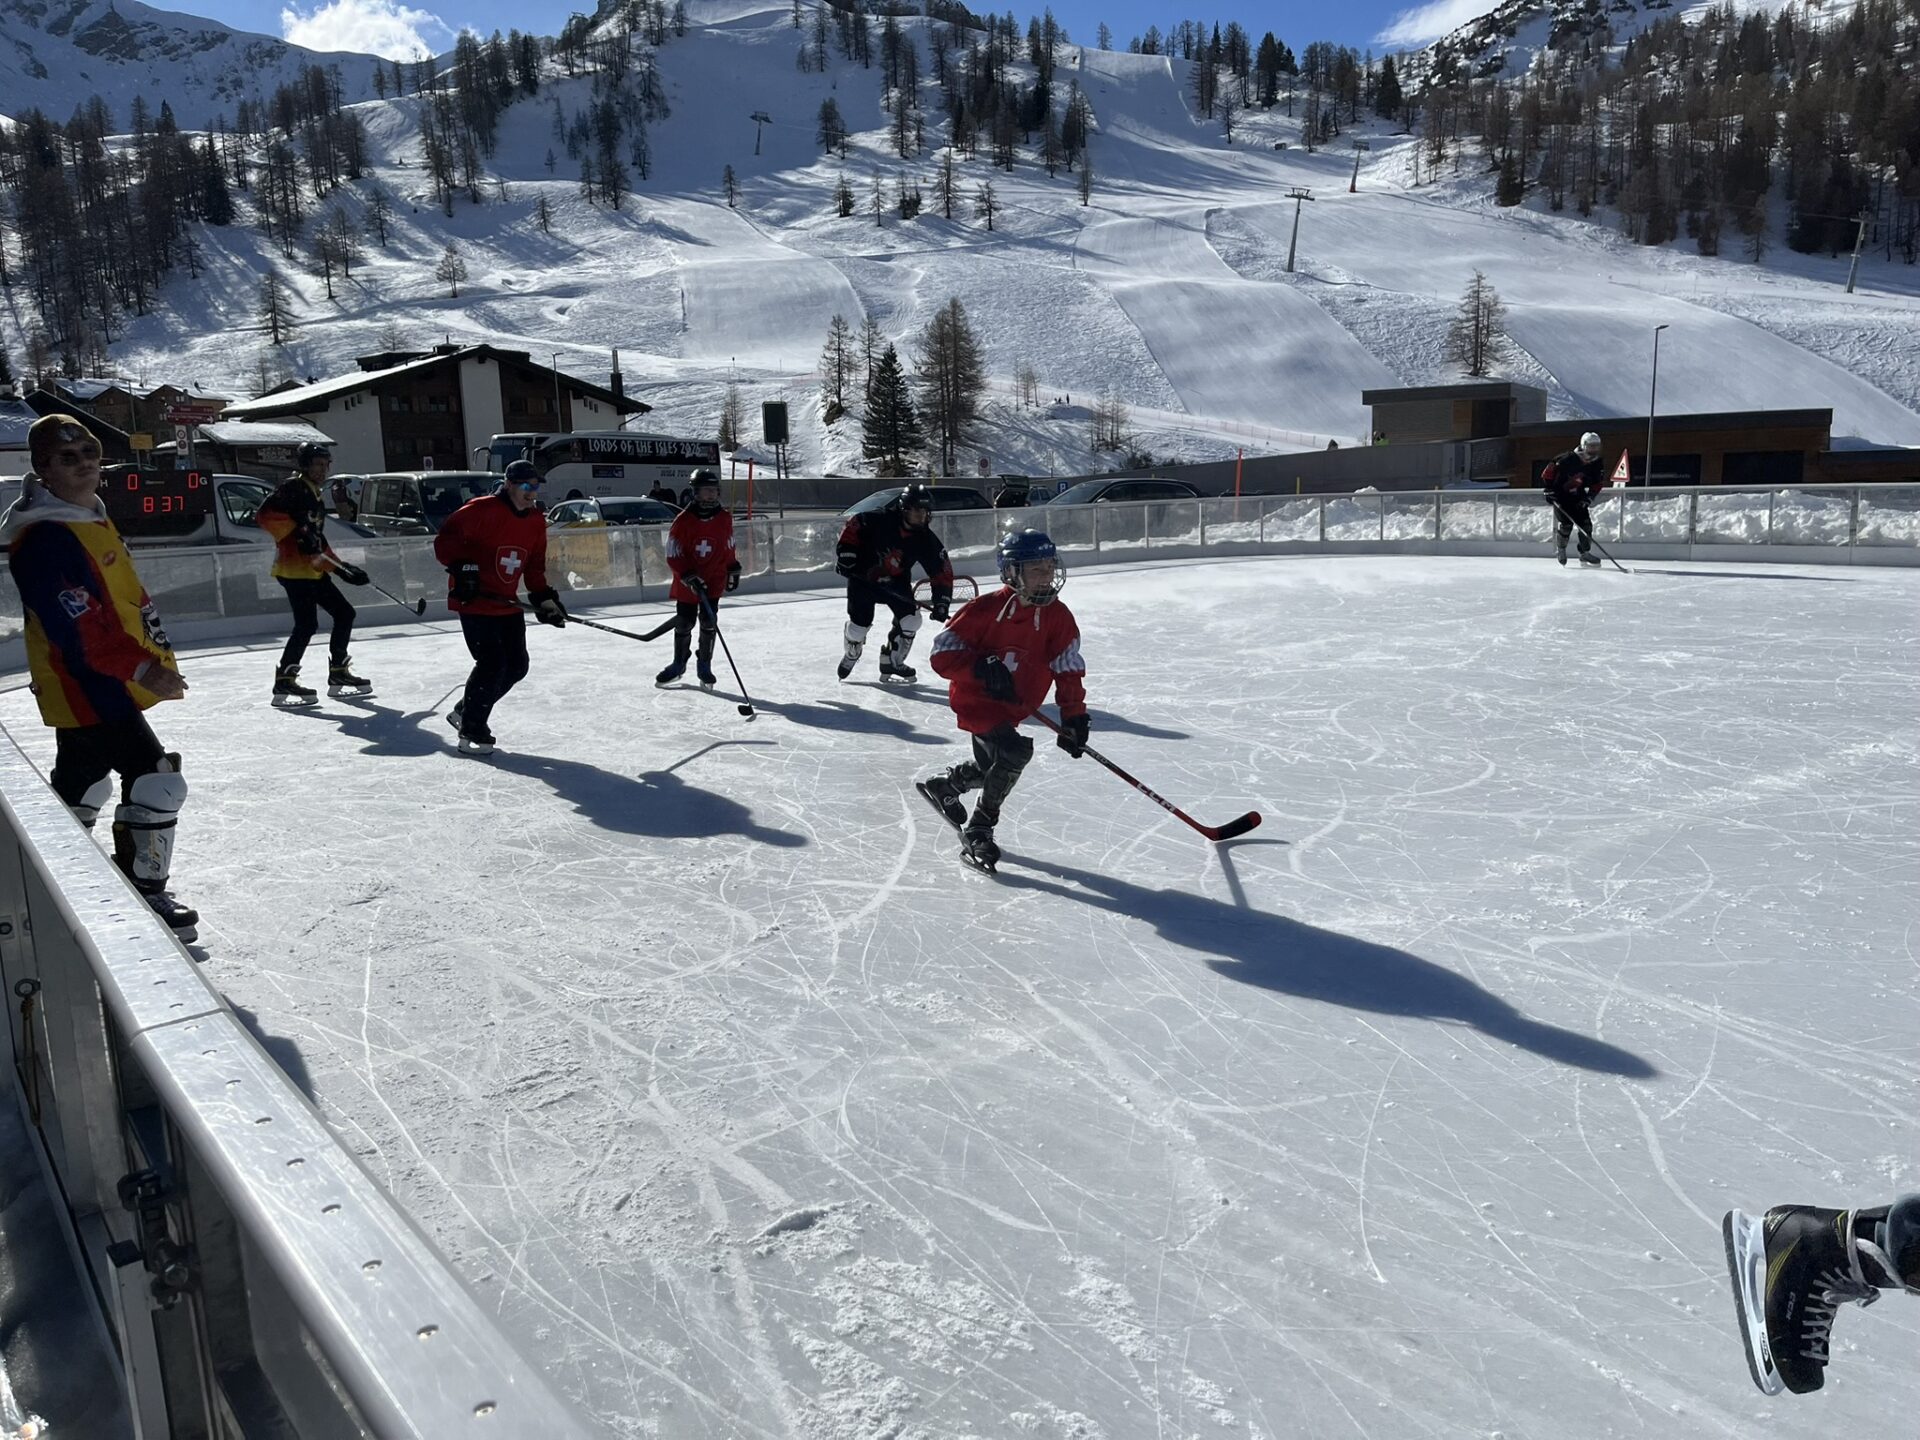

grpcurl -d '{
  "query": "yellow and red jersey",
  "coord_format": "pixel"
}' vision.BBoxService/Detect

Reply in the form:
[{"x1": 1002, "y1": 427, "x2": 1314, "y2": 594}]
[
  {"x1": 433, "y1": 491, "x2": 551, "y2": 615},
  {"x1": 665, "y1": 505, "x2": 736, "y2": 602},
  {"x1": 930, "y1": 586, "x2": 1086, "y2": 736},
  {"x1": 257, "y1": 476, "x2": 341, "y2": 580},
  {"x1": 3, "y1": 478, "x2": 182, "y2": 728}
]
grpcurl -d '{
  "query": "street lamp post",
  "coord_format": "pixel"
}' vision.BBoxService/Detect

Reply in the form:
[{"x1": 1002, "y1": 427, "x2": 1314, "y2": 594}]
[
  {"x1": 1644, "y1": 324, "x2": 1669, "y2": 486},
  {"x1": 550, "y1": 351, "x2": 564, "y2": 431},
  {"x1": 1285, "y1": 188, "x2": 1314, "y2": 273}
]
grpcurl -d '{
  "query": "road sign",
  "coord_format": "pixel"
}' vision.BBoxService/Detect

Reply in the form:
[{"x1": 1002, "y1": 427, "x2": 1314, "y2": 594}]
[
  {"x1": 130, "y1": 432, "x2": 154, "y2": 452},
  {"x1": 761, "y1": 401, "x2": 788, "y2": 446},
  {"x1": 164, "y1": 405, "x2": 221, "y2": 424},
  {"x1": 173, "y1": 425, "x2": 192, "y2": 450}
]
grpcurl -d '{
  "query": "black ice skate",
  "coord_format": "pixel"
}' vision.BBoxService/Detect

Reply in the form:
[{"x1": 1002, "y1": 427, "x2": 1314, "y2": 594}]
[
  {"x1": 959, "y1": 823, "x2": 1000, "y2": 873},
  {"x1": 916, "y1": 776, "x2": 968, "y2": 831},
  {"x1": 1723, "y1": 1205, "x2": 1902, "y2": 1396},
  {"x1": 328, "y1": 657, "x2": 373, "y2": 698},
  {"x1": 878, "y1": 659, "x2": 917, "y2": 683},
  {"x1": 1555, "y1": 542, "x2": 1568, "y2": 566},
  {"x1": 655, "y1": 662, "x2": 686, "y2": 687},
  {"x1": 457, "y1": 721, "x2": 497, "y2": 757},
  {"x1": 271, "y1": 665, "x2": 318, "y2": 708},
  {"x1": 1579, "y1": 551, "x2": 1602, "y2": 567},
  {"x1": 697, "y1": 663, "x2": 718, "y2": 689},
  {"x1": 447, "y1": 700, "x2": 465, "y2": 731},
  {"x1": 142, "y1": 888, "x2": 199, "y2": 942}
]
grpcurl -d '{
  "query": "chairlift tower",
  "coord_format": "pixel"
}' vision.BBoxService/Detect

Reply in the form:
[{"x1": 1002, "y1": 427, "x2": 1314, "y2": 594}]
[
  {"x1": 750, "y1": 111, "x2": 772, "y2": 156},
  {"x1": 1285, "y1": 188, "x2": 1314, "y2": 273}
]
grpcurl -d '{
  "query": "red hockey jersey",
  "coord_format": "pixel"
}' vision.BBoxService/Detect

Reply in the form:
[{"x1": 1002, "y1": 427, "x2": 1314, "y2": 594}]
[
  {"x1": 432, "y1": 492, "x2": 552, "y2": 616},
  {"x1": 665, "y1": 506, "x2": 736, "y2": 603},
  {"x1": 929, "y1": 586, "x2": 1087, "y2": 735}
]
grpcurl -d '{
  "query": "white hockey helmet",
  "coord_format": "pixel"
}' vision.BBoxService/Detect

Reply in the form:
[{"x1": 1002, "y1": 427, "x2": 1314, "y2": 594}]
[{"x1": 1577, "y1": 431, "x2": 1603, "y2": 461}]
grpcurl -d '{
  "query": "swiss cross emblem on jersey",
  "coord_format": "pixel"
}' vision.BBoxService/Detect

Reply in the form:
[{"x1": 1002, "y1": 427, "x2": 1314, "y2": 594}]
[
  {"x1": 496, "y1": 547, "x2": 526, "y2": 579},
  {"x1": 695, "y1": 539, "x2": 713, "y2": 558}
]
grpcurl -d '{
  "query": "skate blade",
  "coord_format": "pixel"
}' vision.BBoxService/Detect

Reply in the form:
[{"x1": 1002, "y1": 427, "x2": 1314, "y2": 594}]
[
  {"x1": 271, "y1": 694, "x2": 319, "y2": 708},
  {"x1": 1723, "y1": 1209, "x2": 1785, "y2": 1396},
  {"x1": 328, "y1": 685, "x2": 374, "y2": 698},
  {"x1": 959, "y1": 850, "x2": 997, "y2": 874},
  {"x1": 457, "y1": 739, "x2": 495, "y2": 757}
]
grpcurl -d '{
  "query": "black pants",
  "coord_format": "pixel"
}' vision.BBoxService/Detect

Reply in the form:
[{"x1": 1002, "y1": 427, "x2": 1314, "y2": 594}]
[
  {"x1": 847, "y1": 582, "x2": 915, "y2": 654},
  {"x1": 947, "y1": 723, "x2": 1034, "y2": 830},
  {"x1": 1551, "y1": 494, "x2": 1594, "y2": 552},
  {"x1": 669, "y1": 597, "x2": 719, "y2": 669},
  {"x1": 50, "y1": 714, "x2": 167, "y2": 807},
  {"x1": 277, "y1": 577, "x2": 356, "y2": 670},
  {"x1": 458, "y1": 613, "x2": 530, "y2": 731}
]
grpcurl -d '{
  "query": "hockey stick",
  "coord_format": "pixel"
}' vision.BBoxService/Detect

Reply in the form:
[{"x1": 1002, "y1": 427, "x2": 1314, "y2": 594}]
[
  {"x1": 365, "y1": 578, "x2": 428, "y2": 616},
  {"x1": 850, "y1": 574, "x2": 976, "y2": 613},
  {"x1": 695, "y1": 594, "x2": 756, "y2": 720},
  {"x1": 1547, "y1": 496, "x2": 1632, "y2": 574},
  {"x1": 1031, "y1": 712, "x2": 1261, "y2": 842},
  {"x1": 518, "y1": 599, "x2": 677, "y2": 643}
]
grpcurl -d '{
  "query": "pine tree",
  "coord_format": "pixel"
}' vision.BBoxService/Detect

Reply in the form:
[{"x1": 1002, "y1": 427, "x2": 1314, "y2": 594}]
[
  {"x1": 817, "y1": 97, "x2": 847, "y2": 154},
  {"x1": 974, "y1": 179, "x2": 999, "y2": 231},
  {"x1": 1077, "y1": 145, "x2": 1094, "y2": 206},
  {"x1": 1375, "y1": 55, "x2": 1402, "y2": 122},
  {"x1": 534, "y1": 194, "x2": 555, "y2": 233},
  {"x1": 1445, "y1": 270, "x2": 1506, "y2": 377},
  {"x1": 723, "y1": 164, "x2": 739, "y2": 207},
  {"x1": 915, "y1": 297, "x2": 985, "y2": 475},
  {"x1": 834, "y1": 173, "x2": 857, "y2": 217},
  {"x1": 862, "y1": 344, "x2": 922, "y2": 476},
  {"x1": 821, "y1": 313, "x2": 854, "y2": 420},
  {"x1": 260, "y1": 269, "x2": 294, "y2": 345},
  {"x1": 434, "y1": 242, "x2": 469, "y2": 298}
]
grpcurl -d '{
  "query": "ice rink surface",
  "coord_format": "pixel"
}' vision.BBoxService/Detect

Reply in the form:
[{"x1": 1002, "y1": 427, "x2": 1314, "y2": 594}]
[{"x1": 7, "y1": 555, "x2": 1914, "y2": 1438}]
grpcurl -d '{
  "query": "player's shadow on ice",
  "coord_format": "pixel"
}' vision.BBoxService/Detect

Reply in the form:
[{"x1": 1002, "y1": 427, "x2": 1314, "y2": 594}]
[
  {"x1": 277, "y1": 698, "x2": 450, "y2": 758},
  {"x1": 483, "y1": 748, "x2": 806, "y2": 847},
  {"x1": 996, "y1": 858, "x2": 1656, "y2": 1079},
  {"x1": 708, "y1": 692, "x2": 943, "y2": 743}
]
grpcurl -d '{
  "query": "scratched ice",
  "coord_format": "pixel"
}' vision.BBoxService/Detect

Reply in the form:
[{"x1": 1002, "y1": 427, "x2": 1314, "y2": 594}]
[{"x1": 9, "y1": 555, "x2": 1912, "y2": 1438}]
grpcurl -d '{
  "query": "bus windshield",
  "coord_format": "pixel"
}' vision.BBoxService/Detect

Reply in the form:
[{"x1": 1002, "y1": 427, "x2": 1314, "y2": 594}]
[{"x1": 488, "y1": 436, "x2": 539, "y2": 473}]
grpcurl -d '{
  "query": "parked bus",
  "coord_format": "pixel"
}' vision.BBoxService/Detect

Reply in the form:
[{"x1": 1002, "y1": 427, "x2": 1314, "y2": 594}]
[{"x1": 483, "y1": 432, "x2": 720, "y2": 502}]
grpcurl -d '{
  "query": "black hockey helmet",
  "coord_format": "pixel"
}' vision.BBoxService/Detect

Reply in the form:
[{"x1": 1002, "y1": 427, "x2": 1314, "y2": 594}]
[
  {"x1": 504, "y1": 459, "x2": 539, "y2": 486},
  {"x1": 295, "y1": 441, "x2": 332, "y2": 469},
  {"x1": 899, "y1": 483, "x2": 934, "y2": 523}
]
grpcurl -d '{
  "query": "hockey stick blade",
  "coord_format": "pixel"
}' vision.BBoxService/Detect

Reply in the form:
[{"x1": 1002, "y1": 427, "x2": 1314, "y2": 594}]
[
  {"x1": 738, "y1": 703, "x2": 756, "y2": 720},
  {"x1": 1204, "y1": 811, "x2": 1263, "y2": 842}
]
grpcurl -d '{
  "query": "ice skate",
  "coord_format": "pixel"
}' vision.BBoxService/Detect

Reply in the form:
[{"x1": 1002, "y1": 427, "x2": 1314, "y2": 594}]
[
  {"x1": 457, "y1": 720, "x2": 496, "y2": 757},
  {"x1": 655, "y1": 662, "x2": 686, "y2": 688},
  {"x1": 142, "y1": 888, "x2": 199, "y2": 942},
  {"x1": 271, "y1": 665, "x2": 318, "y2": 708},
  {"x1": 879, "y1": 659, "x2": 917, "y2": 683},
  {"x1": 697, "y1": 664, "x2": 718, "y2": 690},
  {"x1": 1723, "y1": 1204, "x2": 1901, "y2": 1396},
  {"x1": 447, "y1": 700, "x2": 465, "y2": 731},
  {"x1": 1579, "y1": 551, "x2": 1602, "y2": 567},
  {"x1": 916, "y1": 775, "x2": 968, "y2": 830},
  {"x1": 327, "y1": 657, "x2": 373, "y2": 698},
  {"x1": 1555, "y1": 541, "x2": 1567, "y2": 566},
  {"x1": 838, "y1": 622, "x2": 867, "y2": 682},
  {"x1": 959, "y1": 823, "x2": 1000, "y2": 873}
]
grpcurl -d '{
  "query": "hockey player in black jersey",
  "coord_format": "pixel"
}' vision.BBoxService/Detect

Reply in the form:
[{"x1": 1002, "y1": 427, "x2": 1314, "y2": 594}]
[
  {"x1": 1540, "y1": 430, "x2": 1612, "y2": 566},
  {"x1": 834, "y1": 483, "x2": 955, "y2": 682}
]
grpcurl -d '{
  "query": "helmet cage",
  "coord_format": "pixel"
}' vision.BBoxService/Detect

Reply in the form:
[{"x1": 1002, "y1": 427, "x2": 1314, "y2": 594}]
[{"x1": 997, "y1": 530, "x2": 1065, "y2": 604}]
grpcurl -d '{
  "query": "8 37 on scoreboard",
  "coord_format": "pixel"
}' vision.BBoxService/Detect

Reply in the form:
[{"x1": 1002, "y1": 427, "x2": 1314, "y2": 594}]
[{"x1": 102, "y1": 468, "x2": 215, "y2": 538}]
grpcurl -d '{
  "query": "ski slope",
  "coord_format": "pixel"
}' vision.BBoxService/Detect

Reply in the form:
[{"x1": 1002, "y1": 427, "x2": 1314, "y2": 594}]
[
  {"x1": 5, "y1": 554, "x2": 1914, "y2": 1438},
  {"x1": 50, "y1": 1, "x2": 1920, "y2": 480}
]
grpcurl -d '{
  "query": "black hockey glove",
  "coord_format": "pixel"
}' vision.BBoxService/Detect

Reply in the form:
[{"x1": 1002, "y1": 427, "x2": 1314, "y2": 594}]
[
  {"x1": 835, "y1": 546, "x2": 860, "y2": 579},
  {"x1": 332, "y1": 561, "x2": 369, "y2": 587},
  {"x1": 451, "y1": 562, "x2": 481, "y2": 603},
  {"x1": 973, "y1": 653, "x2": 1016, "y2": 703},
  {"x1": 725, "y1": 563, "x2": 742, "y2": 594},
  {"x1": 1056, "y1": 713, "x2": 1090, "y2": 758},
  {"x1": 683, "y1": 573, "x2": 709, "y2": 598},
  {"x1": 928, "y1": 592, "x2": 952, "y2": 623},
  {"x1": 530, "y1": 587, "x2": 567, "y2": 627}
]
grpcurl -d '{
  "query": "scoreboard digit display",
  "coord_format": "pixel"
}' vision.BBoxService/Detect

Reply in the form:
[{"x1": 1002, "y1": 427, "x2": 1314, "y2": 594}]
[{"x1": 102, "y1": 468, "x2": 216, "y2": 539}]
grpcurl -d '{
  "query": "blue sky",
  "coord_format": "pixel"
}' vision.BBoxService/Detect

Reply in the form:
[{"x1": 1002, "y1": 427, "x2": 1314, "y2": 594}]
[{"x1": 185, "y1": 0, "x2": 1472, "y2": 65}]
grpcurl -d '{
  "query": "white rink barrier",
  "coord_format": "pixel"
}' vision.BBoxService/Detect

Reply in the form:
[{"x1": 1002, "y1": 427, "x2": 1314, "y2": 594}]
[
  {"x1": 0, "y1": 484, "x2": 1914, "y2": 655},
  {"x1": 0, "y1": 731, "x2": 593, "y2": 1439}
]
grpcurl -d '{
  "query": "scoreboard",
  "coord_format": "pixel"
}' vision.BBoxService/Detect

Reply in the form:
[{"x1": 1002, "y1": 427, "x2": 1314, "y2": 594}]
[{"x1": 102, "y1": 467, "x2": 215, "y2": 539}]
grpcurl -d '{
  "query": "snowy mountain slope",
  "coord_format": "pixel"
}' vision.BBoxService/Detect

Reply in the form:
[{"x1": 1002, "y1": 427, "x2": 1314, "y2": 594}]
[
  {"x1": 0, "y1": 0, "x2": 388, "y2": 129},
  {"x1": 38, "y1": 0, "x2": 1920, "y2": 480}
]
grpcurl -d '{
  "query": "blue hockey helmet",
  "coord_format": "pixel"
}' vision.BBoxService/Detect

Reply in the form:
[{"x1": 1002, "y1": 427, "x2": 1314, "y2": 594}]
[{"x1": 997, "y1": 528, "x2": 1064, "y2": 604}]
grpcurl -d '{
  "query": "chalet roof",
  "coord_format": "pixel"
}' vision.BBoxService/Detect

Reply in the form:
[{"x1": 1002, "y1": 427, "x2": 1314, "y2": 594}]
[
  {"x1": 224, "y1": 345, "x2": 647, "y2": 419},
  {"x1": 199, "y1": 420, "x2": 334, "y2": 447}
]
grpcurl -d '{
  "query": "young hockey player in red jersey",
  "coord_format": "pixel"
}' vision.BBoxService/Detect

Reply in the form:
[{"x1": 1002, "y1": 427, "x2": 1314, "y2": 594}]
[
  {"x1": 917, "y1": 529, "x2": 1088, "y2": 871},
  {"x1": 432, "y1": 460, "x2": 567, "y2": 755},
  {"x1": 656, "y1": 469, "x2": 740, "y2": 689},
  {"x1": 835, "y1": 482, "x2": 953, "y2": 682}
]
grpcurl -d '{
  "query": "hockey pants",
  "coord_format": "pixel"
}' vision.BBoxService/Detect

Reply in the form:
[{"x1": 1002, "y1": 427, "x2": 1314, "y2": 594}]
[
  {"x1": 458, "y1": 612, "x2": 530, "y2": 731},
  {"x1": 277, "y1": 576, "x2": 356, "y2": 670},
  {"x1": 844, "y1": 585, "x2": 917, "y2": 667},
  {"x1": 943, "y1": 724, "x2": 1034, "y2": 830},
  {"x1": 670, "y1": 599, "x2": 718, "y2": 671},
  {"x1": 1551, "y1": 496, "x2": 1594, "y2": 554}
]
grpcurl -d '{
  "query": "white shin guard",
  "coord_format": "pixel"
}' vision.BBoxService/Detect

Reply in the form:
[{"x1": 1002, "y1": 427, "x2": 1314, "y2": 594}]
[
  {"x1": 112, "y1": 760, "x2": 188, "y2": 891},
  {"x1": 69, "y1": 776, "x2": 115, "y2": 831},
  {"x1": 842, "y1": 620, "x2": 870, "y2": 662},
  {"x1": 888, "y1": 611, "x2": 923, "y2": 665}
]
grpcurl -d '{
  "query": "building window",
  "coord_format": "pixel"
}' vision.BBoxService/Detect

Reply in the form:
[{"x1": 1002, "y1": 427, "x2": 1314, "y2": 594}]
[
  {"x1": 1723, "y1": 451, "x2": 1804, "y2": 487},
  {"x1": 508, "y1": 397, "x2": 526, "y2": 415},
  {"x1": 384, "y1": 395, "x2": 411, "y2": 413}
]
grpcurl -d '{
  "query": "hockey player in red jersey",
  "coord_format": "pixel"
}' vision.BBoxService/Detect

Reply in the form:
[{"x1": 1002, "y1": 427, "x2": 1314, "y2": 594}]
[
  {"x1": 656, "y1": 469, "x2": 740, "y2": 689},
  {"x1": 835, "y1": 482, "x2": 953, "y2": 682},
  {"x1": 918, "y1": 529, "x2": 1088, "y2": 871},
  {"x1": 432, "y1": 460, "x2": 567, "y2": 755}
]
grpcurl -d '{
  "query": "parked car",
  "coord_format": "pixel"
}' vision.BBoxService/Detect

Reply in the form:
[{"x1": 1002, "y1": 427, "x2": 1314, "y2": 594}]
[
  {"x1": 547, "y1": 496, "x2": 679, "y2": 529},
  {"x1": 1042, "y1": 478, "x2": 1205, "y2": 506},
  {"x1": 104, "y1": 468, "x2": 374, "y2": 548},
  {"x1": 840, "y1": 485, "x2": 992, "y2": 518},
  {"x1": 354, "y1": 471, "x2": 496, "y2": 535}
]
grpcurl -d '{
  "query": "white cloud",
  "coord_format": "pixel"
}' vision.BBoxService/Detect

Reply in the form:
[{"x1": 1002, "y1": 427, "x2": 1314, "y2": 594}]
[
  {"x1": 281, "y1": 0, "x2": 454, "y2": 61},
  {"x1": 1375, "y1": 0, "x2": 1498, "y2": 48}
]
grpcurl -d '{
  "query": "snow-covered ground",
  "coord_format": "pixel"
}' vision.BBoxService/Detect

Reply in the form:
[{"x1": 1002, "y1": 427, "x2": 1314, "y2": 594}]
[
  {"x1": 45, "y1": 1, "x2": 1920, "y2": 481},
  {"x1": 5, "y1": 554, "x2": 1914, "y2": 1437}
]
